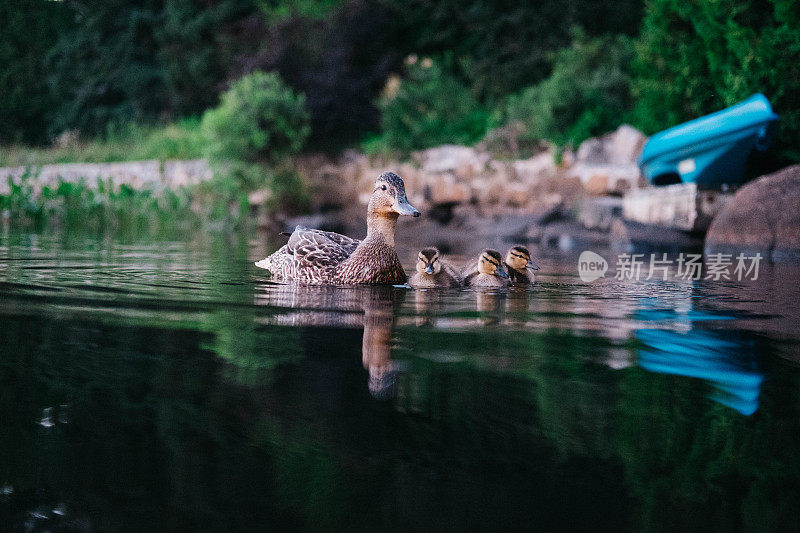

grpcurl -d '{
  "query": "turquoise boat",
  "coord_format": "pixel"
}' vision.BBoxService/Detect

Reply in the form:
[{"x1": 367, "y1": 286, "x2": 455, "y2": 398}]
[{"x1": 639, "y1": 94, "x2": 779, "y2": 188}]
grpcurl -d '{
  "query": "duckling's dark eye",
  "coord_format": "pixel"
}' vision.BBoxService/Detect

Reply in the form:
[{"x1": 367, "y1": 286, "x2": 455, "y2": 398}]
[{"x1": 381, "y1": 185, "x2": 387, "y2": 191}]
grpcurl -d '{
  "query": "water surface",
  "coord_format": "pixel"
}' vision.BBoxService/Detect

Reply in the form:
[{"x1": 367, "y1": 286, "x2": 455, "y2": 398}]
[{"x1": 1, "y1": 231, "x2": 800, "y2": 531}]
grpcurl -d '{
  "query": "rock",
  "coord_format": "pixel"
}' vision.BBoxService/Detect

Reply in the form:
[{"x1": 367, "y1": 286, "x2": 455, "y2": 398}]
[
  {"x1": 503, "y1": 182, "x2": 531, "y2": 207},
  {"x1": 164, "y1": 159, "x2": 212, "y2": 188},
  {"x1": 539, "y1": 220, "x2": 611, "y2": 251},
  {"x1": 579, "y1": 196, "x2": 623, "y2": 231},
  {"x1": 535, "y1": 200, "x2": 566, "y2": 226},
  {"x1": 568, "y1": 163, "x2": 641, "y2": 195},
  {"x1": 609, "y1": 124, "x2": 647, "y2": 165},
  {"x1": 576, "y1": 124, "x2": 647, "y2": 166},
  {"x1": 610, "y1": 218, "x2": 704, "y2": 253},
  {"x1": 487, "y1": 160, "x2": 515, "y2": 184},
  {"x1": 480, "y1": 122, "x2": 527, "y2": 158},
  {"x1": 424, "y1": 173, "x2": 471, "y2": 205},
  {"x1": 512, "y1": 151, "x2": 557, "y2": 184},
  {"x1": 623, "y1": 182, "x2": 731, "y2": 232},
  {"x1": 0, "y1": 160, "x2": 177, "y2": 195},
  {"x1": 576, "y1": 137, "x2": 606, "y2": 164},
  {"x1": 705, "y1": 165, "x2": 800, "y2": 259},
  {"x1": 248, "y1": 188, "x2": 272, "y2": 206},
  {"x1": 470, "y1": 177, "x2": 504, "y2": 205},
  {"x1": 584, "y1": 174, "x2": 610, "y2": 195},
  {"x1": 413, "y1": 144, "x2": 490, "y2": 175},
  {"x1": 569, "y1": 125, "x2": 647, "y2": 195}
]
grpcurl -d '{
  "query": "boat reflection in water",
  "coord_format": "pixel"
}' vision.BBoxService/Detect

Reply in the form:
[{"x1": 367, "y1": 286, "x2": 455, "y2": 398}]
[{"x1": 636, "y1": 328, "x2": 764, "y2": 415}]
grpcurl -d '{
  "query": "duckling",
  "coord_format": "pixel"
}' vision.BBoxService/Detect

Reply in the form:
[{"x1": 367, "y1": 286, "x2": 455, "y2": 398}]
[
  {"x1": 408, "y1": 247, "x2": 462, "y2": 288},
  {"x1": 504, "y1": 245, "x2": 540, "y2": 284},
  {"x1": 463, "y1": 249, "x2": 509, "y2": 288},
  {"x1": 255, "y1": 171, "x2": 420, "y2": 284}
]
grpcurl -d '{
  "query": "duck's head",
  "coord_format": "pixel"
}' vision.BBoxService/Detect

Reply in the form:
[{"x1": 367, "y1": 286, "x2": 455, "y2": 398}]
[
  {"x1": 505, "y1": 245, "x2": 539, "y2": 272},
  {"x1": 477, "y1": 249, "x2": 508, "y2": 278},
  {"x1": 416, "y1": 247, "x2": 442, "y2": 275},
  {"x1": 369, "y1": 172, "x2": 420, "y2": 218}
]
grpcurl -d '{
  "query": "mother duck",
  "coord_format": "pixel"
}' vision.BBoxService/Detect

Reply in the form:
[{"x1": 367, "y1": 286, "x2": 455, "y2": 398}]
[{"x1": 255, "y1": 171, "x2": 420, "y2": 284}]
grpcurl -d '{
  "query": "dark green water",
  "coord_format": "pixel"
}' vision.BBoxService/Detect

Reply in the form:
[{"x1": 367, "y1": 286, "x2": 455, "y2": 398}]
[{"x1": 2, "y1": 231, "x2": 800, "y2": 532}]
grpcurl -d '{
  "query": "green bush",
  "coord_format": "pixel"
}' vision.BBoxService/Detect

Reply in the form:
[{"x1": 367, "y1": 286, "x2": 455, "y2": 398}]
[
  {"x1": 504, "y1": 32, "x2": 634, "y2": 148},
  {"x1": 631, "y1": 0, "x2": 800, "y2": 161},
  {"x1": 201, "y1": 71, "x2": 310, "y2": 167},
  {"x1": 374, "y1": 59, "x2": 489, "y2": 152}
]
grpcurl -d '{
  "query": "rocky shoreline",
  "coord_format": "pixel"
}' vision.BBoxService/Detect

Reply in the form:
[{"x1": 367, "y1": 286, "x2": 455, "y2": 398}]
[{"x1": 3, "y1": 122, "x2": 798, "y2": 261}]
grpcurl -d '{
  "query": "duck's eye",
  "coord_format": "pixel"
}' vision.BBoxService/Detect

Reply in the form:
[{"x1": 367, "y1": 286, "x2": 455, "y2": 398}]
[{"x1": 381, "y1": 185, "x2": 387, "y2": 191}]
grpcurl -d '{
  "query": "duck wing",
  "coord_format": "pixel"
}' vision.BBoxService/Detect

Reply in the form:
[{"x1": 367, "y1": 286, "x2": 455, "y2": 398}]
[
  {"x1": 256, "y1": 226, "x2": 361, "y2": 282},
  {"x1": 287, "y1": 227, "x2": 360, "y2": 255},
  {"x1": 288, "y1": 227, "x2": 354, "y2": 274},
  {"x1": 461, "y1": 257, "x2": 479, "y2": 280},
  {"x1": 315, "y1": 230, "x2": 360, "y2": 254},
  {"x1": 442, "y1": 260, "x2": 464, "y2": 286}
]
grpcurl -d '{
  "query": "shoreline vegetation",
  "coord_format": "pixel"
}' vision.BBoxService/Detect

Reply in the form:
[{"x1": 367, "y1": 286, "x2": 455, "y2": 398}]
[{"x1": 2, "y1": 0, "x2": 798, "y2": 233}]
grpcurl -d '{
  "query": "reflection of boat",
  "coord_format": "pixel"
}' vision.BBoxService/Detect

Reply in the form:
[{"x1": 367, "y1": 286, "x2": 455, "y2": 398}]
[
  {"x1": 639, "y1": 94, "x2": 779, "y2": 187},
  {"x1": 636, "y1": 329, "x2": 763, "y2": 415}
]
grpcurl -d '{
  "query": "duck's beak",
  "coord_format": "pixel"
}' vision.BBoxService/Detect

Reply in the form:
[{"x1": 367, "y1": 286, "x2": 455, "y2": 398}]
[
  {"x1": 393, "y1": 194, "x2": 420, "y2": 217},
  {"x1": 528, "y1": 261, "x2": 540, "y2": 271},
  {"x1": 497, "y1": 267, "x2": 509, "y2": 279},
  {"x1": 424, "y1": 264, "x2": 434, "y2": 274}
]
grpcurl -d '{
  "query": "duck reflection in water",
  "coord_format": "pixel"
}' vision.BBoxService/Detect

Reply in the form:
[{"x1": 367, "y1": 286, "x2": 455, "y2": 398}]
[
  {"x1": 410, "y1": 285, "x2": 530, "y2": 328},
  {"x1": 362, "y1": 289, "x2": 401, "y2": 399},
  {"x1": 413, "y1": 288, "x2": 446, "y2": 327},
  {"x1": 476, "y1": 290, "x2": 505, "y2": 326},
  {"x1": 255, "y1": 284, "x2": 405, "y2": 400}
]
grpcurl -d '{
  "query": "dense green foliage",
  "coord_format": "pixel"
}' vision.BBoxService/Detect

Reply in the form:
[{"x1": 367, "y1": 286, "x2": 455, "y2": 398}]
[
  {"x1": 2, "y1": 0, "x2": 798, "y2": 160},
  {"x1": 200, "y1": 70, "x2": 310, "y2": 194},
  {"x1": 371, "y1": 59, "x2": 489, "y2": 152},
  {"x1": 44, "y1": 0, "x2": 255, "y2": 138},
  {"x1": 390, "y1": 0, "x2": 643, "y2": 100},
  {"x1": 0, "y1": 0, "x2": 643, "y2": 149},
  {"x1": 234, "y1": 0, "x2": 406, "y2": 149},
  {"x1": 201, "y1": 71, "x2": 310, "y2": 165},
  {"x1": 0, "y1": 0, "x2": 71, "y2": 144},
  {"x1": 504, "y1": 33, "x2": 634, "y2": 147},
  {"x1": 632, "y1": 0, "x2": 800, "y2": 159}
]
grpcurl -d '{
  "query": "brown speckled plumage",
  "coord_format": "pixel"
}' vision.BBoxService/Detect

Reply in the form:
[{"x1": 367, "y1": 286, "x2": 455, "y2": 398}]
[{"x1": 255, "y1": 172, "x2": 418, "y2": 285}]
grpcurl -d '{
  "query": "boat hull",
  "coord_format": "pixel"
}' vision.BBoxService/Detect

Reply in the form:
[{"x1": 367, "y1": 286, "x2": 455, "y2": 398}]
[{"x1": 639, "y1": 94, "x2": 779, "y2": 188}]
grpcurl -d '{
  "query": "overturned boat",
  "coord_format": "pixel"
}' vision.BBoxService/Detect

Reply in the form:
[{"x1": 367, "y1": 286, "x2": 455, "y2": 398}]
[{"x1": 639, "y1": 94, "x2": 779, "y2": 188}]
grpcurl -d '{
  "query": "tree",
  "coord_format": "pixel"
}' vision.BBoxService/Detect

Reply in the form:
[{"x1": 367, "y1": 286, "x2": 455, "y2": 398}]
[
  {"x1": 46, "y1": 0, "x2": 167, "y2": 136},
  {"x1": 45, "y1": 0, "x2": 258, "y2": 137},
  {"x1": 0, "y1": 0, "x2": 72, "y2": 143},
  {"x1": 505, "y1": 32, "x2": 634, "y2": 147},
  {"x1": 386, "y1": 0, "x2": 643, "y2": 101},
  {"x1": 632, "y1": 0, "x2": 800, "y2": 160}
]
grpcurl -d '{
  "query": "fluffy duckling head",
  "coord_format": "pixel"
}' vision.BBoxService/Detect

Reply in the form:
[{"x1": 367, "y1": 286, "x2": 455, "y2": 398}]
[
  {"x1": 477, "y1": 249, "x2": 508, "y2": 278},
  {"x1": 369, "y1": 171, "x2": 420, "y2": 217},
  {"x1": 505, "y1": 245, "x2": 540, "y2": 272},
  {"x1": 416, "y1": 247, "x2": 442, "y2": 275}
]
